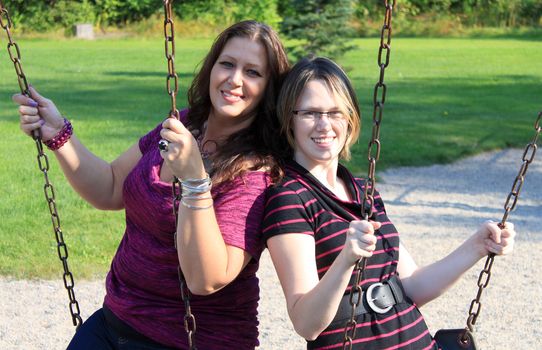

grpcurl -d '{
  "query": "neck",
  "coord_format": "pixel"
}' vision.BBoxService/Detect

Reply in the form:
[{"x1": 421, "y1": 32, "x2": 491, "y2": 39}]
[
  {"x1": 313, "y1": 165, "x2": 340, "y2": 192},
  {"x1": 295, "y1": 156, "x2": 350, "y2": 200},
  {"x1": 204, "y1": 111, "x2": 255, "y2": 145},
  {"x1": 294, "y1": 153, "x2": 339, "y2": 186}
]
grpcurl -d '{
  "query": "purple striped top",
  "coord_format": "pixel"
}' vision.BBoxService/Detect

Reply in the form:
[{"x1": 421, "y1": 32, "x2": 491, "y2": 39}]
[{"x1": 103, "y1": 114, "x2": 270, "y2": 349}]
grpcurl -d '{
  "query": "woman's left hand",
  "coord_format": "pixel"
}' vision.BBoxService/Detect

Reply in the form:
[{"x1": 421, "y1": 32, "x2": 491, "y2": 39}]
[
  {"x1": 159, "y1": 118, "x2": 206, "y2": 180},
  {"x1": 476, "y1": 220, "x2": 516, "y2": 256}
]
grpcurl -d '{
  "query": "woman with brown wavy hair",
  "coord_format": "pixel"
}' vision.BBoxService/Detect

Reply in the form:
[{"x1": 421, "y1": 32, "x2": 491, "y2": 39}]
[{"x1": 13, "y1": 20, "x2": 289, "y2": 349}]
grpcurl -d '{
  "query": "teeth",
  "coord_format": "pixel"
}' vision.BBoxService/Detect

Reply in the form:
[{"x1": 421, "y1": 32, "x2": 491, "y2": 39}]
[
  {"x1": 223, "y1": 91, "x2": 242, "y2": 100},
  {"x1": 313, "y1": 137, "x2": 334, "y2": 144}
]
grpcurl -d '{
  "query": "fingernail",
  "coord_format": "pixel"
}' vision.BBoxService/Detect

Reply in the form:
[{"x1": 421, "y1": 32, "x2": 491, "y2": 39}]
[
  {"x1": 29, "y1": 100, "x2": 38, "y2": 107},
  {"x1": 39, "y1": 119, "x2": 45, "y2": 126}
]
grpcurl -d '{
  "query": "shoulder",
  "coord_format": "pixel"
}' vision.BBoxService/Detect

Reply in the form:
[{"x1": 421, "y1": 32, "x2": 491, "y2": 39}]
[
  {"x1": 138, "y1": 121, "x2": 163, "y2": 154},
  {"x1": 265, "y1": 175, "x2": 309, "y2": 208},
  {"x1": 270, "y1": 172, "x2": 307, "y2": 192},
  {"x1": 237, "y1": 170, "x2": 273, "y2": 193},
  {"x1": 353, "y1": 176, "x2": 366, "y2": 190},
  {"x1": 213, "y1": 170, "x2": 272, "y2": 201}
]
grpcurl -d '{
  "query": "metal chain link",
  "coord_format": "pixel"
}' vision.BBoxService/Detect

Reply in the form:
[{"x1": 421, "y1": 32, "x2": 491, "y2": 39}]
[
  {"x1": 342, "y1": 1, "x2": 396, "y2": 348},
  {"x1": 162, "y1": 1, "x2": 197, "y2": 349},
  {"x1": 0, "y1": 1, "x2": 82, "y2": 330},
  {"x1": 462, "y1": 111, "x2": 541, "y2": 341},
  {"x1": 163, "y1": 0, "x2": 180, "y2": 121}
]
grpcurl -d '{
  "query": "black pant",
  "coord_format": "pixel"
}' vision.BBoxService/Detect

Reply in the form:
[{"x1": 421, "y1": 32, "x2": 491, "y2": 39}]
[{"x1": 66, "y1": 307, "x2": 176, "y2": 350}]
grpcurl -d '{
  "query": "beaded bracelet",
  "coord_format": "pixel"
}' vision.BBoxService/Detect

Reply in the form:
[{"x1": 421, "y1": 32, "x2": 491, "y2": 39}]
[{"x1": 44, "y1": 118, "x2": 73, "y2": 151}]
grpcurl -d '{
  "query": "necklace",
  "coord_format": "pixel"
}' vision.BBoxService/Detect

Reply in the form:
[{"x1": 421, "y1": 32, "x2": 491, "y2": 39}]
[
  {"x1": 197, "y1": 137, "x2": 217, "y2": 159},
  {"x1": 193, "y1": 122, "x2": 217, "y2": 171}
]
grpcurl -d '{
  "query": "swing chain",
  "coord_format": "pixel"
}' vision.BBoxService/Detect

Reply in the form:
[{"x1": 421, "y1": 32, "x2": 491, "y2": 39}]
[
  {"x1": 0, "y1": 1, "x2": 82, "y2": 330},
  {"x1": 462, "y1": 111, "x2": 541, "y2": 340},
  {"x1": 163, "y1": 1, "x2": 197, "y2": 348},
  {"x1": 342, "y1": 1, "x2": 396, "y2": 348},
  {"x1": 0, "y1": 2, "x2": 29, "y2": 97},
  {"x1": 163, "y1": 0, "x2": 180, "y2": 120}
]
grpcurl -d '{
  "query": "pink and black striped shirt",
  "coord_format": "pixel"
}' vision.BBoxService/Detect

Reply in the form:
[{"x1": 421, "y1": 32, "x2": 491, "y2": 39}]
[{"x1": 263, "y1": 161, "x2": 438, "y2": 349}]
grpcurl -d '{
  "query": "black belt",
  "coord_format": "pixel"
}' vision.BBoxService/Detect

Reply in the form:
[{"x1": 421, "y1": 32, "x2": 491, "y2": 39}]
[{"x1": 333, "y1": 275, "x2": 405, "y2": 321}]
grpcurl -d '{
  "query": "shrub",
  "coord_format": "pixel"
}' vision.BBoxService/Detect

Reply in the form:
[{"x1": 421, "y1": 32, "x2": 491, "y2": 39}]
[{"x1": 281, "y1": 0, "x2": 356, "y2": 61}]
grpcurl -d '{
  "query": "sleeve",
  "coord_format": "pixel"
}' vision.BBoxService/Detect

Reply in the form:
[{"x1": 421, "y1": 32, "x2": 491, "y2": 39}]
[
  {"x1": 139, "y1": 122, "x2": 163, "y2": 154},
  {"x1": 212, "y1": 171, "x2": 272, "y2": 261},
  {"x1": 262, "y1": 184, "x2": 315, "y2": 245},
  {"x1": 372, "y1": 188, "x2": 387, "y2": 215}
]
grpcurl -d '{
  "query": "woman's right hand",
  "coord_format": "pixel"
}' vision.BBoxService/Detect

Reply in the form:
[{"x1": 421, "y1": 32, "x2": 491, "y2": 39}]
[
  {"x1": 12, "y1": 86, "x2": 64, "y2": 141},
  {"x1": 343, "y1": 220, "x2": 381, "y2": 264},
  {"x1": 159, "y1": 117, "x2": 207, "y2": 181}
]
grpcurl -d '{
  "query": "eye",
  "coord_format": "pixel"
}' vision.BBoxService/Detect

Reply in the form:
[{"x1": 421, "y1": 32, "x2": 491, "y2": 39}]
[
  {"x1": 219, "y1": 61, "x2": 234, "y2": 68},
  {"x1": 246, "y1": 69, "x2": 262, "y2": 77},
  {"x1": 329, "y1": 111, "x2": 345, "y2": 120},
  {"x1": 300, "y1": 111, "x2": 316, "y2": 118}
]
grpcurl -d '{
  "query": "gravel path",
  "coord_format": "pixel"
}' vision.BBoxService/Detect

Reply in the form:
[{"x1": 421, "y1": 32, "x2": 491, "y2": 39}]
[{"x1": 1, "y1": 149, "x2": 540, "y2": 349}]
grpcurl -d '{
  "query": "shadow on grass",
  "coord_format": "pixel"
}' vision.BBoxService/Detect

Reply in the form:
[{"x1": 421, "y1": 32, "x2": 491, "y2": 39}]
[
  {"x1": 1, "y1": 71, "x2": 540, "y2": 173},
  {"x1": 105, "y1": 71, "x2": 195, "y2": 79},
  {"x1": 345, "y1": 74, "x2": 541, "y2": 173}
]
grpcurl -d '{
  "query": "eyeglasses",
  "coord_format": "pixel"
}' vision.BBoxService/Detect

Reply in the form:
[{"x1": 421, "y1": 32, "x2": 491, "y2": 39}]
[{"x1": 293, "y1": 110, "x2": 346, "y2": 123}]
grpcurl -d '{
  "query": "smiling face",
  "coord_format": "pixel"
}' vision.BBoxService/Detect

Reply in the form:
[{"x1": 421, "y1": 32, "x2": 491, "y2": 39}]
[
  {"x1": 292, "y1": 79, "x2": 349, "y2": 172},
  {"x1": 208, "y1": 36, "x2": 269, "y2": 126}
]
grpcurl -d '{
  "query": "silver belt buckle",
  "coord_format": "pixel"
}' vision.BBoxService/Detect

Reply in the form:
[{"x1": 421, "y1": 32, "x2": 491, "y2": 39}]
[{"x1": 366, "y1": 282, "x2": 392, "y2": 314}]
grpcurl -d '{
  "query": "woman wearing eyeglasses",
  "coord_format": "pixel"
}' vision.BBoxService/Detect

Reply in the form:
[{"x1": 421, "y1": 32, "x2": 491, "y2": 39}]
[{"x1": 262, "y1": 56, "x2": 516, "y2": 349}]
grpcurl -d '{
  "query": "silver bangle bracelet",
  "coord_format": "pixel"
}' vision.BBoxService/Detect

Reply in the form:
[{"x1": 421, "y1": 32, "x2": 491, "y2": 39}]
[
  {"x1": 182, "y1": 195, "x2": 213, "y2": 200},
  {"x1": 181, "y1": 179, "x2": 212, "y2": 195},
  {"x1": 181, "y1": 174, "x2": 211, "y2": 188},
  {"x1": 180, "y1": 198, "x2": 213, "y2": 210},
  {"x1": 182, "y1": 179, "x2": 211, "y2": 187},
  {"x1": 182, "y1": 173, "x2": 211, "y2": 184},
  {"x1": 181, "y1": 187, "x2": 212, "y2": 197}
]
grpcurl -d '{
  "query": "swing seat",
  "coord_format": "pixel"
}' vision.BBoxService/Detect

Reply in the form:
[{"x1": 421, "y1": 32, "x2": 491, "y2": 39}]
[{"x1": 434, "y1": 328, "x2": 477, "y2": 350}]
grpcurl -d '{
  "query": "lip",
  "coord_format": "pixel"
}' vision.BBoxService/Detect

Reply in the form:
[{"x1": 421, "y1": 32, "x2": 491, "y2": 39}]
[{"x1": 221, "y1": 90, "x2": 244, "y2": 103}]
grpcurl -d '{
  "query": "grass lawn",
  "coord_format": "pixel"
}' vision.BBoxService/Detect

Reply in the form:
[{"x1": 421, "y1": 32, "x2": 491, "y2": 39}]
[{"x1": 0, "y1": 36, "x2": 540, "y2": 278}]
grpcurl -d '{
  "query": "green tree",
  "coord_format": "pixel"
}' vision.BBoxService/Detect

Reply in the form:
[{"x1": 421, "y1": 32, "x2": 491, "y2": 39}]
[
  {"x1": 281, "y1": 0, "x2": 356, "y2": 61},
  {"x1": 1, "y1": 0, "x2": 97, "y2": 32},
  {"x1": 177, "y1": 0, "x2": 281, "y2": 28},
  {"x1": 91, "y1": 0, "x2": 161, "y2": 26}
]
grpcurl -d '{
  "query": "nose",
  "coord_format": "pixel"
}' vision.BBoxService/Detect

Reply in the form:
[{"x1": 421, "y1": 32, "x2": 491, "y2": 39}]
[
  {"x1": 229, "y1": 68, "x2": 243, "y2": 87},
  {"x1": 315, "y1": 114, "x2": 332, "y2": 130}
]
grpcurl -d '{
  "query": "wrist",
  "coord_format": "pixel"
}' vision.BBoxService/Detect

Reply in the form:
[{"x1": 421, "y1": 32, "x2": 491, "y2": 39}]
[
  {"x1": 463, "y1": 234, "x2": 487, "y2": 261},
  {"x1": 337, "y1": 248, "x2": 359, "y2": 269},
  {"x1": 183, "y1": 166, "x2": 208, "y2": 182},
  {"x1": 44, "y1": 118, "x2": 73, "y2": 151},
  {"x1": 180, "y1": 174, "x2": 212, "y2": 197}
]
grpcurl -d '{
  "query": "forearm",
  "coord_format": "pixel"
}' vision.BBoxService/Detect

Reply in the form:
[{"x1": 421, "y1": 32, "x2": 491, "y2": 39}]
[
  {"x1": 288, "y1": 251, "x2": 354, "y2": 340},
  {"x1": 53, "y1": 135, "x2": 122, "y2": 210},
  {"x1": 402, "y1": 238, "x2": 485, "y2": 307},
  {"x1": 176, "y1": 202, "x2": 241, "y2": 295}
]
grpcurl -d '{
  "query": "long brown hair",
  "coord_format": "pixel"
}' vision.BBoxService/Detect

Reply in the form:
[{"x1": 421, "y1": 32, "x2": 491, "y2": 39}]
[{"x1": 186, "y1": 20, "x2": 290, "y2": 184}]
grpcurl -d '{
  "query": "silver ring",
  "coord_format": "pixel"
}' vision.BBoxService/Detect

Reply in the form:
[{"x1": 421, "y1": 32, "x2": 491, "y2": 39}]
[{"x1": 158, "y1": 139, "x2": 169, "y2": 152}]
